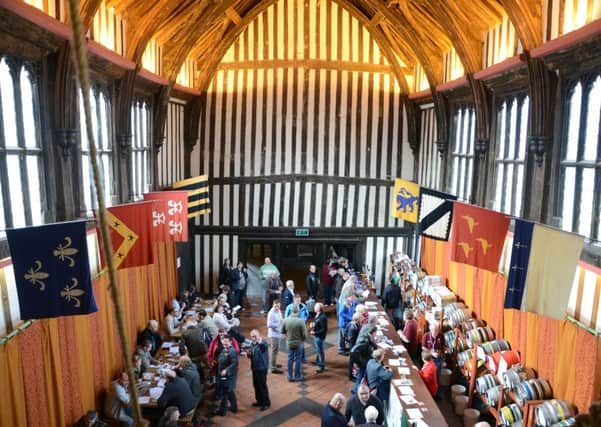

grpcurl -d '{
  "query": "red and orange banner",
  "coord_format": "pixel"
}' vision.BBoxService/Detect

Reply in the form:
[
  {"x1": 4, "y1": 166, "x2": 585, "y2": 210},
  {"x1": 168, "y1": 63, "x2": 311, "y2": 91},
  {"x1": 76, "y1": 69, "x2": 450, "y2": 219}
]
[{"x1": 450, "y1": 202, "x2": 509, "y2": 272}]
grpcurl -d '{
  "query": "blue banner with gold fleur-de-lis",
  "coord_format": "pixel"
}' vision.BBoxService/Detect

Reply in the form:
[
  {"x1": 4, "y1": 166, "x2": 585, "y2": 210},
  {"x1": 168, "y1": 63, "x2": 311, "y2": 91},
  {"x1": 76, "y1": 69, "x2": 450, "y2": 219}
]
[{"x1": 6, "y1": 220, "x2": 97, "y2": 319}]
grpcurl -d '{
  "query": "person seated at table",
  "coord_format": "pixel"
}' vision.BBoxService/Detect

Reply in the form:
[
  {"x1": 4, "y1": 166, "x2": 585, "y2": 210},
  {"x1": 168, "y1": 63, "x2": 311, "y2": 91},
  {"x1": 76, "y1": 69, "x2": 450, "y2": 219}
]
[
  {"x1": 75, "y1": 410, "x2": 107, "y2": 427},
  {"x1": 132, "y1": 353, "x2": 143, "y2": 380},
  {"x1": 354, "y1": 303, "x2": 369, "y2": 326},
  {"x1": 158, "y1": 369, "x2": 197, "y2": 418},
  {"x1": 104, "y1": 372, "x2": 134, "y2": 426},
  {"x1": 137, "y1": 339, "x2": 159, "y2": 372},
  {"x1": 357, "y1": 405, "x2": 382, "y2": 427},
  {"x1": 138, "y1": 320, "x2": 162, "y2": 356},
  {"x1": 418, "y1": 351, "x2": 439, "y2": 398},
  {"x1": 164, "y1": 306, "x2": 180, "y2": 337},
  {"x1": 198, "y1": 309, "x2": 219, "y2": 341},
  {"x1": 345, "y1": 384, "x2": 385, "y2": 426},
  {"x1": 399, "y1": 309, "x2": 419, "y2": 363},
  {"x1": 157, "y1": 406, "x2": 179, "y2": 427},
  {"x1": 366, "y1": 349, "x2": 393, "y2": 403},
  {"x1": 176, "y1": 355, "x2": 202, "y2": 405}
]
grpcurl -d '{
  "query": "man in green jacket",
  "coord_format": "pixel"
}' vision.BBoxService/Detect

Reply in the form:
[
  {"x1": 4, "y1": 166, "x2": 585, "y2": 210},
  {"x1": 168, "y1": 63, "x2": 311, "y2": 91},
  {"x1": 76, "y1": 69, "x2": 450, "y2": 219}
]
[
  {"x1": 281, "y1": 306, "x2": 307, "y2": 382},
  {"x1": 259, "y1": 257, "x2": 280, "y2": 314}
]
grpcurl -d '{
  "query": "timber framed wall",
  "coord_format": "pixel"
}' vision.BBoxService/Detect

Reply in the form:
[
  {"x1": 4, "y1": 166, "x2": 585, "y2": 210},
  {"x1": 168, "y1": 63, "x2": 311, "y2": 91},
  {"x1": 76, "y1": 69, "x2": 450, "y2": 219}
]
[{"x1": 191, "y1": 0, "x2": 414, "y2": 294}]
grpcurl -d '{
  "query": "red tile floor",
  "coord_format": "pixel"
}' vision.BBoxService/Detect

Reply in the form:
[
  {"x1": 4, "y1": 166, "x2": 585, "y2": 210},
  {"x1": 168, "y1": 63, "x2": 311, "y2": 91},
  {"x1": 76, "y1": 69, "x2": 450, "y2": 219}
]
[{"x1": 193, "y1": 297, "x2": 463, "y2": 427}]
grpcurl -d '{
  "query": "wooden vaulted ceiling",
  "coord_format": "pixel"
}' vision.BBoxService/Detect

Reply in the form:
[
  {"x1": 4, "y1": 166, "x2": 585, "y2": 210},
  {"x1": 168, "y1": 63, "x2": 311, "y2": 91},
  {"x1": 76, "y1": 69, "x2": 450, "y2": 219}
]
[{"x1": 97, "y1": 0, "x2": 541, "y2": 93}]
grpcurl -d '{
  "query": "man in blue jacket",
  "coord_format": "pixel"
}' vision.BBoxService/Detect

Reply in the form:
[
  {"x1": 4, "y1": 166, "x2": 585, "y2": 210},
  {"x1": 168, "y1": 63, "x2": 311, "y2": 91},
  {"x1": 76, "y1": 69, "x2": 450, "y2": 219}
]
[
  {"x1": 249, "y1": 329, "x2": 271, "y2": 410},
  {"x1": 321, "y1": 393, "x2": 347, "y2": 427},
  {"x1": 337, "y1": 296, "x2": 356, "y2": 354}
]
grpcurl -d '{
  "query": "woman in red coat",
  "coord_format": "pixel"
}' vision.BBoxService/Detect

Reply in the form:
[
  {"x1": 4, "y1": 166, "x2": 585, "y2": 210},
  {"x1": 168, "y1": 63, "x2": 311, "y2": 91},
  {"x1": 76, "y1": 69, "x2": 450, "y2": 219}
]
[{"x1": 418, "y1": 351, "x2": 438, "y2": 397}]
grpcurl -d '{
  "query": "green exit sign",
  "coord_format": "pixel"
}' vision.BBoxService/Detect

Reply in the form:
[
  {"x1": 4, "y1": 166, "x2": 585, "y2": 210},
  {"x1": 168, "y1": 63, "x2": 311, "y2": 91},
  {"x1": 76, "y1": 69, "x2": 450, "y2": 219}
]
[{"x1": 295, "y1": 228, "x2": 310, "y2": 237}]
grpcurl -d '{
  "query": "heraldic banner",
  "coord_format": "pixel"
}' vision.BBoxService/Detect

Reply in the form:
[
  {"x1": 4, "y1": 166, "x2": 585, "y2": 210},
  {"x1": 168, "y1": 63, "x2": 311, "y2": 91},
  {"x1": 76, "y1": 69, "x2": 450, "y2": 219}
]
[
  {"x1": 6, "y1": 220, "x2": 97, "y2": 319},
  {"x1": 144, "y1": 191, "x2": 189, "y2": 242},
  {"x1": 390, "y1": 178, "x2": 420, "y2": 223},
  {"x1": 450, "y1": 202, "x2": 510, "y2": 272}
]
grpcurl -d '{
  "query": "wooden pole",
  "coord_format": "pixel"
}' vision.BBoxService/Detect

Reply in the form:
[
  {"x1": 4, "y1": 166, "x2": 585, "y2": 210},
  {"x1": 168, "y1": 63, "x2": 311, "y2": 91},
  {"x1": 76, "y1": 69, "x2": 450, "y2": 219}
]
[{"x1": 65, "y1": 1, "x2": 144, "y2": 425}]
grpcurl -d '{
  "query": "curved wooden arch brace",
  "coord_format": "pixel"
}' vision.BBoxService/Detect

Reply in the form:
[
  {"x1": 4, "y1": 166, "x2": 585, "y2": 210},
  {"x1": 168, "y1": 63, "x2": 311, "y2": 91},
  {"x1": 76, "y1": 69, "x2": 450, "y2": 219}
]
[
  {"x1": 360, "y1": 0, "x2": 442, "y2": 86},
  {"x1": 78, "y1": 0, "x2": 102, "y2": 30},
  {"x1": 334, "y1": 0, "x2": 410, "y2": 93},
  {"x1": 195, "y1": 0, "x2": 279, "y2": 92},
  {"x1": 163, "y1": 0, "x2": 236, "y2": 80},
  {"x1": 194, "y1": 0, "x2": 412, "y2": 94},
  {"x1": 498, "y1": 0, "x2": 542, "y2": 50},
  {"x1": 426, "y1": 0, "x2": 484, "y2": 73},
  {"x1": 125, "y1": 0, "x2": 186, "y2": 63}
]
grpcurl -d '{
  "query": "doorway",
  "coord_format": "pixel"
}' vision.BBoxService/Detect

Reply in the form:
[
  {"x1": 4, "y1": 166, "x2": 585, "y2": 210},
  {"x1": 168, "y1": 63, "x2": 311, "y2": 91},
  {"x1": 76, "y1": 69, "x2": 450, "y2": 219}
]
[{"x1": 241, "y1": 238, "x2": 362, "y2": 296}]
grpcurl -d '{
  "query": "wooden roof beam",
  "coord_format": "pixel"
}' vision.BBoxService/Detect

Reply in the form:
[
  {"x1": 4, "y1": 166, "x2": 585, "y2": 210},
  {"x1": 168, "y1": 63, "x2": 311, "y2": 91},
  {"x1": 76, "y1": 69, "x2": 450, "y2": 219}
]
[
  {"x1": 498, "y1": 0, "x2": 542, "y2": 50},
  {"x1": 360, "y1": 0, "x2": 442, "y2": 86},
  {"x1": 225, "y1": 7, "x2": 242, "y2": 25}
]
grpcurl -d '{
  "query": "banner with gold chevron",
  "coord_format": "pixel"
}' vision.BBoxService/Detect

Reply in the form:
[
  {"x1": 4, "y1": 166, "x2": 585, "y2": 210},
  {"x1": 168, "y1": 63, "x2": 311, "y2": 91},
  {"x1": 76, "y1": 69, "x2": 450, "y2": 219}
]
[
  {"x1": 172, "y1": 175, "x2": 211, "y2": 219},
  {"x1": 99, "y1": 201, "x2": 154, "y2": 270}
]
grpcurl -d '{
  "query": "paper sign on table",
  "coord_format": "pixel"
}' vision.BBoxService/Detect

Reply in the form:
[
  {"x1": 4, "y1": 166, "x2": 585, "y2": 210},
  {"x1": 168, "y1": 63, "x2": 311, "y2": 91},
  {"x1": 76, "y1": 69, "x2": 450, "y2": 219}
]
[
  {"x1": 406, "y1": 408, "x2": 423, "y2": 419},
  {"x1": 393, "y1": 345, "x2": 406, "y2": 353},
  {"x1": 400, "y1": 395, "x2": 420, "y2": 405},
  {"x1": 397, "y1": 385, "x2": 415, "y2": 395},
  {"x1": 149, "y1": 387, "x2": 164, "y2": 399},
  {"x1": 169, "y1": 346, "x2": 179, "y2": 354},
  {"x1": 397, "y1": 367, "x2": 411, "y2": 375},
  {"x1": 161, "y1": 342, "x2": 171, "y2": 348},
  {"x1": 388, "y1": 359, "x2": 401, "y2": 366},
  {"x1": 138, "y1": 396, "x2": 150, "y2": 404},
  {"x1": 377, "y1": 342, "x2": 392, "y2": 349}
]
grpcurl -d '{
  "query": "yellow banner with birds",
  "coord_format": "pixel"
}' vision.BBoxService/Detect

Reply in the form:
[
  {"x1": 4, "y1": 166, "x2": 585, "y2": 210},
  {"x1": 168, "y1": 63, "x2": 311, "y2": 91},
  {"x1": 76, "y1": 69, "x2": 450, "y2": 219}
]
[{"x1": 390, "y1": 178, "x2": 420, "y2": 223}]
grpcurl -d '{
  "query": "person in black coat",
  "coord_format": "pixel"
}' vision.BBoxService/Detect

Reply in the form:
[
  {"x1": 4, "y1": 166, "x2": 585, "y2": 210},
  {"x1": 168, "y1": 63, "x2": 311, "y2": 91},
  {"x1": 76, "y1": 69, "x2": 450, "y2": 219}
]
[
  {"x1": 345, "y1": 384, "x2": 385, "y2": 425},
  {"x1": 311, "y1": 303, "x2": 328, "y2": 373},
  {"x1": 249, "y1": 329, "x2": 271, "y2": 410},
  {"x1": 382, "y1": 281, "x2": 402, "y2": 329},
  {"x1": 138, "y1": 320, "x2": 163, "y2": 356},
  {"x1": 321, "y1": 393, "x2": 347, "y2": 427},
  {"x1": 157, "y1": 370, "x2": 197, "y2": 417},
  {"x1": 229, "y1": 262, "x2": 249, "y2": 309},
  {"x1": 305, "y1": 264, "x2": 320, "y2": 300},
  {"x1": 218, "y1": 258, "x2": 233, "y2": 289},
  {"x1": 213, "y1": 336, "x2": 239, "y2": 416}
]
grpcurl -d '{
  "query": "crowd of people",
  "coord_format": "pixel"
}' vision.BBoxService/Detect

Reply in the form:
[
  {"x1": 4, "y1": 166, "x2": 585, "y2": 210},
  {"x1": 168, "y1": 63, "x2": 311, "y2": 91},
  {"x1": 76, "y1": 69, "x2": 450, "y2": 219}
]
[{"x1": 75, "y1": 254, "x2": 442, "y2": 427}]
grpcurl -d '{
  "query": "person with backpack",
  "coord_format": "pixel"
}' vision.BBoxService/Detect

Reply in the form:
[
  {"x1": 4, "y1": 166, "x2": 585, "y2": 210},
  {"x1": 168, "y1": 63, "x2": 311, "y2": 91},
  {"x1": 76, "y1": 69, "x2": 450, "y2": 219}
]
[
  {"x1": 350, "y1": 325, "x2": 377, "y2": 394},
  {"x1": 345, "y1": 313, "x2": 361, "y2": 380}
]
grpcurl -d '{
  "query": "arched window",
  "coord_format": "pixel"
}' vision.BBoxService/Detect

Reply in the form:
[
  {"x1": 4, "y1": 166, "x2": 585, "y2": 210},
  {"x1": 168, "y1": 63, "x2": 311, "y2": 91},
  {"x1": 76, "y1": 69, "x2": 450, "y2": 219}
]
[
  {"x1": 0, "y1": 57, "x2": 45, "y2": 236},
  {"x1": 131, "y1": 99, "x2": 152, "y2": 199},
  {"x1": 449, "y1": 106, "x2": 475, "y2": 201},
  {"x1": 493, "y1": 94, "x2": 529, "y2": 216},
  {"x1": 79, "y1": 87, "x2": 114, "y2": 214},
  {"x1": 558, "y1": 76, "x2": 601, "y2": 240}
]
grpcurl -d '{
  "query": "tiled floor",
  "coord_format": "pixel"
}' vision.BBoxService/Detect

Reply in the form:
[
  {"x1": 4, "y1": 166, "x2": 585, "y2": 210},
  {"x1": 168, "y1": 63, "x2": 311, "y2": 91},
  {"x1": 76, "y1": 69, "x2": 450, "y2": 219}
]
[{"x1": 195, "y1": 297, "x2": 464, "y2": 427}]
